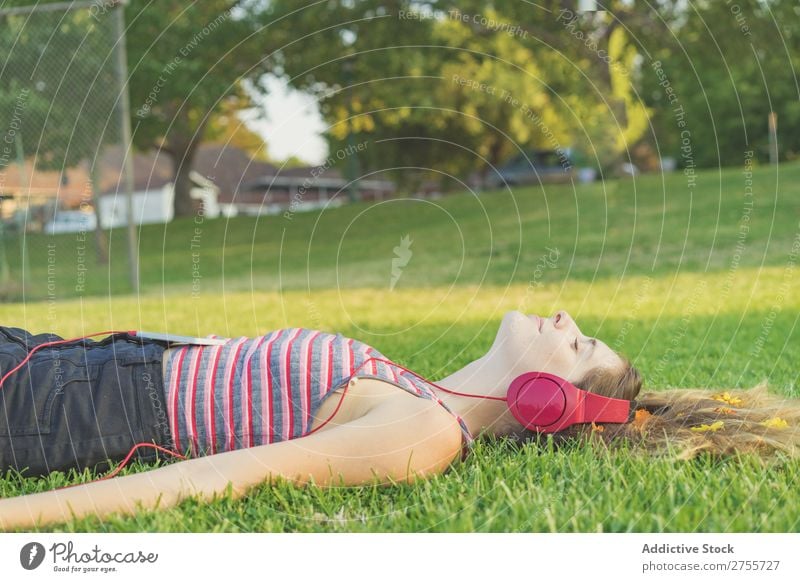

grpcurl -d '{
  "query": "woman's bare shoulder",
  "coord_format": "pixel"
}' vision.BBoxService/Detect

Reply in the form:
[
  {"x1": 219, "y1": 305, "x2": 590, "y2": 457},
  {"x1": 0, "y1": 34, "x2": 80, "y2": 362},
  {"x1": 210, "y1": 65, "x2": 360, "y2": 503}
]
[
  {"x1": 369, "y1": 380, "x2": 463, "y2": 453},
  {"x1": 314, "y1": 376, "x2": 463, "y2": 459}
]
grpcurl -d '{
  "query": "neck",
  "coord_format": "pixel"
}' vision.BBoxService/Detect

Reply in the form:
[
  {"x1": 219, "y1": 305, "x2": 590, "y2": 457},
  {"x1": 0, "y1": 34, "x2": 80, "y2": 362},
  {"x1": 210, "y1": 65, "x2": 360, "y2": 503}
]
[{"x1": 431, "y1": 352, "x2": 523, "y2": 439}]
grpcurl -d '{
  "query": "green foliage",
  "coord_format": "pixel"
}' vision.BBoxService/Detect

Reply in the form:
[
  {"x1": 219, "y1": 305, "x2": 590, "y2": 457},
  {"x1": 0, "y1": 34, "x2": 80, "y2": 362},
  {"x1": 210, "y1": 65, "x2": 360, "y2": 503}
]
[
  {"x1": 263, "y1": 0, "x2": 653, "y2": 186},
  {"x1": 261, "y1": 0, "x2": 800, "y2": 175},
  {"x1": 608, "y1": 27, "x2": 651, "y2": 156},
  {"x1": 124, "y1": 1, "x2": 262, "y2": 149},
  {"x1": 0, "y1": 7, "x2": 121, "y2": 169},
  {"x1": 638, "y1": 0, "x2": 800, "y2": 167},
  {"x1": 0, "y1": 0, "x2": 275, "y2": 216}
]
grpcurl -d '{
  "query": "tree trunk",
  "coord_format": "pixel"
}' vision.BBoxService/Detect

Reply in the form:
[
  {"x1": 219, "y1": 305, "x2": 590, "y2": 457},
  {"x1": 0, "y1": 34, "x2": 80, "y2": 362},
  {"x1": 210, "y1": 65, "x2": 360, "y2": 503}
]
[
  {"x1": 480, "y1": 139, "x2": 505, "y2": 188},
  {"x1": 164, "y1": 118, "x2": 208, "y2": 218},
  {"x1": 170, "y1": 151, "x2": 196, "y2": 218}
]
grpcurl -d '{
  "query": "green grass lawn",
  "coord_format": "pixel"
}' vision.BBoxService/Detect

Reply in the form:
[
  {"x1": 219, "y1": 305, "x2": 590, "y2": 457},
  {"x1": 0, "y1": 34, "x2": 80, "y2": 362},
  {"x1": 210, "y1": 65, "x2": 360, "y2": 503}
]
[
  {"x1": 1, "y1": 160, "x2": 799, "y2": 531},
  {"x1": 5, "y1": 157, "x2": 800, "y2": 299}
]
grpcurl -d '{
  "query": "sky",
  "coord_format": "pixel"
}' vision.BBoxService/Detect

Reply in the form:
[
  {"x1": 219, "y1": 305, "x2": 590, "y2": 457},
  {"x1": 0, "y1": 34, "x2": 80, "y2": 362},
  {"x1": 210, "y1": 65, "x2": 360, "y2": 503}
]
[{"x1": 241, "y1": 75, "x2": 328, "y2": 166}]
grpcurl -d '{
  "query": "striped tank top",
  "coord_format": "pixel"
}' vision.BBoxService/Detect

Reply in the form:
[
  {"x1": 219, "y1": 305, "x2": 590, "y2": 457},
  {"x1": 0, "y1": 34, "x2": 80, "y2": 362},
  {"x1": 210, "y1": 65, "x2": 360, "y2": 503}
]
[{"x1": 163, "y1": 328, "x2": 473, "y2": 458}]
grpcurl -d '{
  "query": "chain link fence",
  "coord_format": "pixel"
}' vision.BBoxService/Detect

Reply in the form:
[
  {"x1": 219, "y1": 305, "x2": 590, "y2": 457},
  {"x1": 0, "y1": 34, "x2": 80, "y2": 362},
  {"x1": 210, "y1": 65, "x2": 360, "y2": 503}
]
[{"x1": 0, "y1": 0, "x2": 138, "y2": 302}]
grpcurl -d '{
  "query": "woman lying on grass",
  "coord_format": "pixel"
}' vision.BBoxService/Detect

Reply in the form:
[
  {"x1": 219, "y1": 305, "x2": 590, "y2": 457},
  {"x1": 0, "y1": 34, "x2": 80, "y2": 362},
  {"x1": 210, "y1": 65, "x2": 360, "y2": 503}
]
[{"x1": 1, "y1": 310, "x2": 798, "y2": 530}]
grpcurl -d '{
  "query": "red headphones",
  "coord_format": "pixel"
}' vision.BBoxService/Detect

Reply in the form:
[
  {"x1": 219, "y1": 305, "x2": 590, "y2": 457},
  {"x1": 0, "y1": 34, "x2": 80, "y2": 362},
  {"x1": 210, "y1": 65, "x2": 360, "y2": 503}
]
[{"x1": 506, "y1": 371, "x2": 631, "y2": 432}]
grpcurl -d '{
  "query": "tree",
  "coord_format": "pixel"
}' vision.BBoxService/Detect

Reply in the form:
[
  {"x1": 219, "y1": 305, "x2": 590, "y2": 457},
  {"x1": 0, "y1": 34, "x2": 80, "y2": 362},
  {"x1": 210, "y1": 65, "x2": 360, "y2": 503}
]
[
  {"x1": 205, "y1": 94, "x2": 305, "y2": 166},
  {"x1": 205, "y1": 95, "x2": 271, "y2": 162},
  {"x1": 124, "y1": 0, "x2": 273, "y2": 216},
  {"x1": 637, "y1": 0, "x2": 800, "y2": 167},
  {"x1": 0, "y1": 6, "x2": 123, "y2": 262},
  {"x1": 260, "y1": 0, "x2": 652, "y2": 190}
]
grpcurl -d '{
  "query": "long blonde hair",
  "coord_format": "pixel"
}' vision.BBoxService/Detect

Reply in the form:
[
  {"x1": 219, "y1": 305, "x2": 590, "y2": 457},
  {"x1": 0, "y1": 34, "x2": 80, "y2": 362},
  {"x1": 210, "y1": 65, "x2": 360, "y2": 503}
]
[{"x1": 564, "y1": 360, "x2": 800, "y2": 462}]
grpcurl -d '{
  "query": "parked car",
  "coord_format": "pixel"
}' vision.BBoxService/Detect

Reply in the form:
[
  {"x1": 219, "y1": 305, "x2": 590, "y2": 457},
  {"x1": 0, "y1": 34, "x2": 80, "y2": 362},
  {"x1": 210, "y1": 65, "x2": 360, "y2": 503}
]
[
  {"x1": 485, "y1": 150, "x2": 576, "y2": 188},
  {"x1": 44, "y1": 210, "x2": 97, "y2": 234}
]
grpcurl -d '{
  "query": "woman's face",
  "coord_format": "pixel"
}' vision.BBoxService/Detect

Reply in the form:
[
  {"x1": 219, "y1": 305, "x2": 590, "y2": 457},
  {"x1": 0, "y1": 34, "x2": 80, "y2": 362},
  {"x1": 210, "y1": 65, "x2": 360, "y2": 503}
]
[{"x1": 491, "y1": 310, "x2": 624, "y2": 383}]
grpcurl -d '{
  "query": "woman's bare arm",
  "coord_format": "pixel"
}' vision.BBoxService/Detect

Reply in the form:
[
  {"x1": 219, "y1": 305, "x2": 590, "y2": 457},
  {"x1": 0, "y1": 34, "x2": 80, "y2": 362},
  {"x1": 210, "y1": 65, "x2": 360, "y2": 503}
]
[{"x1": 0, "y1": 390, "x2": 462, "y2": 530}]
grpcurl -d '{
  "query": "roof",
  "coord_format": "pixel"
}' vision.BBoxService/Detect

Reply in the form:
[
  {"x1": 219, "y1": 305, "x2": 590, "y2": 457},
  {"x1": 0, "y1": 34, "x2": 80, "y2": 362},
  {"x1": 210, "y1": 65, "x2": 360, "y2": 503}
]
[
  {"x1": 98, "y1": 147, "x2": 174, "y2": 194},
  {"x1": 191, "y1": 144, "x2": 278, "y2": 200}
]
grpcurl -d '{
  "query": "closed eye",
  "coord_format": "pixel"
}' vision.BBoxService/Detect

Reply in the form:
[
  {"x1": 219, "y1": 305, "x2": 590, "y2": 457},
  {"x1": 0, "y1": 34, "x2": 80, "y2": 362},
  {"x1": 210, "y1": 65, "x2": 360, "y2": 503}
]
[{"x1": 573, "y1": 337, "x2": 579, "y2": 352}]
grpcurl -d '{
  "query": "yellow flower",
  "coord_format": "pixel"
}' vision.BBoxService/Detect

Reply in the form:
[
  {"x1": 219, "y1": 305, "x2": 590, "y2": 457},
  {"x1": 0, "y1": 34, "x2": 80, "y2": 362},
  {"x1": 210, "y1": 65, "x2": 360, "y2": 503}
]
[
  {"x1": 690, "y1": 420, "x2": 725, "y2": 433},
  {"x1": 760, "y1": 417, "x2": 789, "y2": 429},
  {"x1": 711, "y1": 392, "x2": 743, "y2": 406},
  {"x1": 591, "y1": 422, "x2": 605, "y2": 433},
  {"x1": 713, "y1": 407, "x2": 737, "y2": 415},
  {"x1": 631, "y1": 409, "x2": 652, "y2": 433}
]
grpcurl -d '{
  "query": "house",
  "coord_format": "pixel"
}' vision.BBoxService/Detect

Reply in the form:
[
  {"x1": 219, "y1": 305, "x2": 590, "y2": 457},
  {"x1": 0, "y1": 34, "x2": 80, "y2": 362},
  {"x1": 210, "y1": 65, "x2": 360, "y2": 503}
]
[
  {"x1": 190, "y1": 144, "x2": 277, "y2": 216},
  {"x1": 232, "y1": 165, "x2": 396, "y2": 216},
  {"x1": 191, "y1": 144, "x2": 396, "y2": 215},
  {"x1": 0, "y1": 154, "x2": 93, "y2": 228},
  {"x1": 97, "y1": 171, "x2": 219, "y2": 228},
  {"x1": 0, "y1": 145, "x2": 220, "y2": 229},
  {"x1": 96, "y1": 148, "x2": 220, "y2": 227}
]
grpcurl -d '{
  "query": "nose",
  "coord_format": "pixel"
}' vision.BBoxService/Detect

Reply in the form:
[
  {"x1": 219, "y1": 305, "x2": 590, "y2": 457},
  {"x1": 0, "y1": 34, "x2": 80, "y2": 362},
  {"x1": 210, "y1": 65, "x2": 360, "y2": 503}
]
[{"x1": 553, "y1": 310, "x2": 574, "y2": 329}]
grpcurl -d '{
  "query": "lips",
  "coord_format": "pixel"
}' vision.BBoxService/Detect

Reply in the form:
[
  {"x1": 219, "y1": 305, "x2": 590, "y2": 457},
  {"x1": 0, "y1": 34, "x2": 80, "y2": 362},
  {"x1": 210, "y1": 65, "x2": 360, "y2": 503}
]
[{"x1": 528, "y1": 314, "x2": 543, "y2": 332}]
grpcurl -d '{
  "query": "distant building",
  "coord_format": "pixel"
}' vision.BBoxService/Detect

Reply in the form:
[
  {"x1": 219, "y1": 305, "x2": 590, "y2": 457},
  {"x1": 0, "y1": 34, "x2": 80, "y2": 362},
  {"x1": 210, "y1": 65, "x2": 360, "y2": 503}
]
[
  {"x1": 97, "y1": 171, "x2": 219, "y2": 228},
  {"x1": 0, "y1": 143, "x2": 397, "y2": 229},
  {"x1": 0, "y1": 145, "x2": 219, "y2": 229},
  {"x1": 0, "y1": 154, "x2": 92, "y2": 227},
  {"x1": 96, "y1": 148, "x2": 220, "y2": 227},
  {"x1": 240, "y1": 168, "x2": 396, "y2": 215},
  {"x1": 192, "y1": 144, "x2": 396, "y2": 216}
]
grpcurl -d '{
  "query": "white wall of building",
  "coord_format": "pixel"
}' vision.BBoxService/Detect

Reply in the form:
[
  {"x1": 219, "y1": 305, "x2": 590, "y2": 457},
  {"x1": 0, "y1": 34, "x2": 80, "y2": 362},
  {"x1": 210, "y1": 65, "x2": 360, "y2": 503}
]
[
  {"x1": 98, "y1": 174, "x2": 220, "y2": 227},
  {"x1": 98, "y1": 184, "x2": 173, "y2": 228}
]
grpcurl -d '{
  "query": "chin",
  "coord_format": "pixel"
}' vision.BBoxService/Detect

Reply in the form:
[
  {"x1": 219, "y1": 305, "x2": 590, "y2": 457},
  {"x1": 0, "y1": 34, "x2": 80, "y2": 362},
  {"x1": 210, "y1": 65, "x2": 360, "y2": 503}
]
[
  {"x1": 494, "y1": 311, "x2": 537, "y2": 352},
  {"x1": 504, "y1": 310, "x2": 535, "y2": 328}
]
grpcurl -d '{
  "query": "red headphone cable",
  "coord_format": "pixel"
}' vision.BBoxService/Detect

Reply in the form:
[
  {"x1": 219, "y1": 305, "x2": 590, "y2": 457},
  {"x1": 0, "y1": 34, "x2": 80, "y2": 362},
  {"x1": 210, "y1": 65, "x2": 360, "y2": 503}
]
[
  {"x1": 0, "y1": 330, "x2": 188, "y2": 489},
  {"x1": 306, "y1": 355, "x2": 505, "y2": 435},
  {"x1": 2, "y1": 334, "x2": 496, "y2": 487}
]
